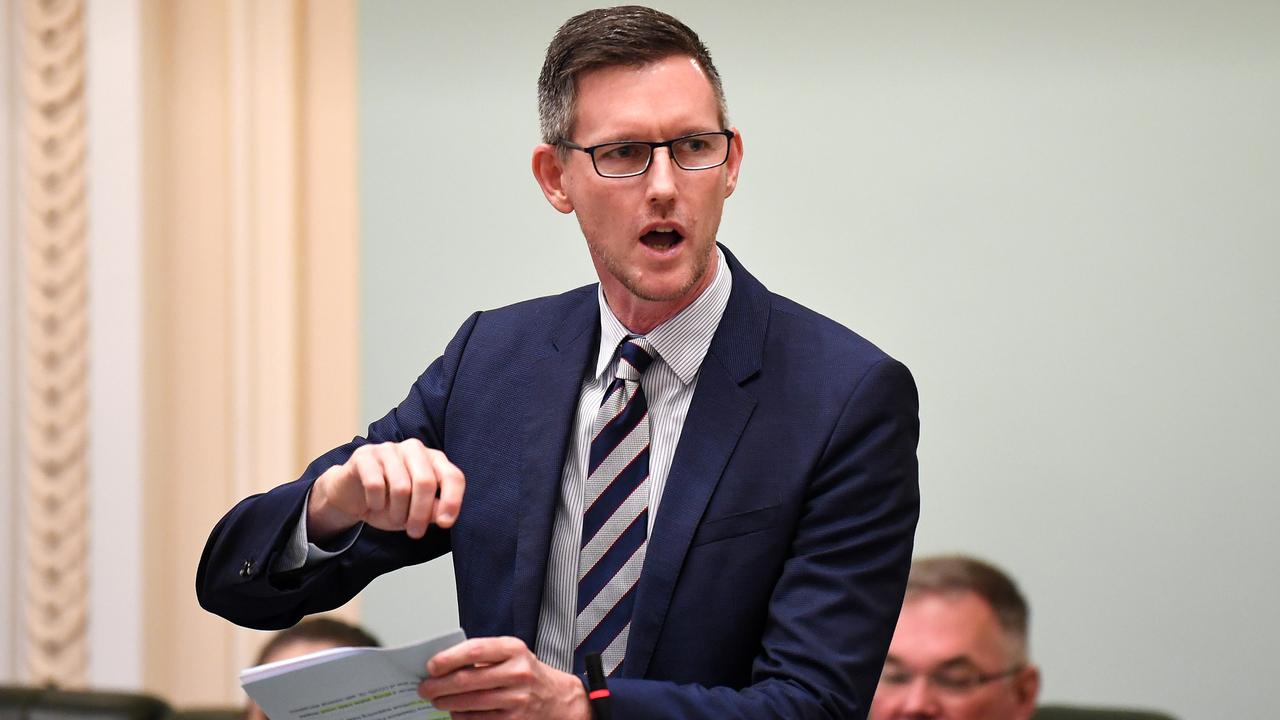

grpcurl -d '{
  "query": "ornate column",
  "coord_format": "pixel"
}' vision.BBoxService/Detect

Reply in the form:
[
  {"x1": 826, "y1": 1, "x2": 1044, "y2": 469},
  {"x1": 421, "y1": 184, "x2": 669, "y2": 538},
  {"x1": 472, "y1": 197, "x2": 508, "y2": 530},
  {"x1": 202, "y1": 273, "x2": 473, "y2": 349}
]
[
  {"x1": 19, "y1": 0, "x2": 90, "y2": 687},
  {"x1": 3, "y1": 0, "x2": 357, "y2": 698}
]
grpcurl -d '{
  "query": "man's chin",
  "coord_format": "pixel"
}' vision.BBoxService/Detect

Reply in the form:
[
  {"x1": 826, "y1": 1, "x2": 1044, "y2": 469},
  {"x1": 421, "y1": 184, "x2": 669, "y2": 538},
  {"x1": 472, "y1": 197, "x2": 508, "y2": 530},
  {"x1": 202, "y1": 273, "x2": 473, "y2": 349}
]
[{"x1": 623, "y1": 274, "x2": 700, "y2": 304}]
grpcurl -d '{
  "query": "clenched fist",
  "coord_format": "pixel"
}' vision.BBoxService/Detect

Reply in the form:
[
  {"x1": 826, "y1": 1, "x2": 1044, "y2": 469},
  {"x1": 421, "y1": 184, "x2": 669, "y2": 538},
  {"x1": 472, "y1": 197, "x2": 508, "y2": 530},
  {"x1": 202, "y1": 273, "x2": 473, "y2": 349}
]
[{"x1": 307, "y1": 438, "x2": 465, "y2": 541}]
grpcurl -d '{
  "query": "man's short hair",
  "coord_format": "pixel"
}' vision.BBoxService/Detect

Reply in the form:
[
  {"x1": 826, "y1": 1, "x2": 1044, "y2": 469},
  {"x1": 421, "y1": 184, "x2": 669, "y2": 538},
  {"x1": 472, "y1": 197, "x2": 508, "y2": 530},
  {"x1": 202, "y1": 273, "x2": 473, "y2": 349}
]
[
  {"x1": 906, "y1": 554, "x2": 1030, "y2": 658},
  {"x1": 537, "y1": 5, "x2": 729, "y2": 144},
  {"x1": 254, "y1": 617, "x2": 380, "y2": 665}
]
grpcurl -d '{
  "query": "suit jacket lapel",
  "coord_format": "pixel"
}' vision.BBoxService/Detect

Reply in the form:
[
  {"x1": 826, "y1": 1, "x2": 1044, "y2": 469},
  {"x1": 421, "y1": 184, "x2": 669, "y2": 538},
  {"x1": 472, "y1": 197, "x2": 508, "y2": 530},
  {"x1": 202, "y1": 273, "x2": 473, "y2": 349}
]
[
  {"x1": 511, "y1": 290, "x2": 599, "y2": 647},
  {"x1": 625, "y1": 246, "x2": 769, "y2": 677}
]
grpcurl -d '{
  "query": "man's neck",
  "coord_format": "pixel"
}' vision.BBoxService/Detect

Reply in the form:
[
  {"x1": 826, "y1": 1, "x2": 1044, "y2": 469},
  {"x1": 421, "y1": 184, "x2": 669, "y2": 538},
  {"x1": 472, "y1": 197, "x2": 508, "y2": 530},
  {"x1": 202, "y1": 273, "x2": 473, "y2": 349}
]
[{"x1": 605, "y1": 257, "x2": 720, "y2": 335}]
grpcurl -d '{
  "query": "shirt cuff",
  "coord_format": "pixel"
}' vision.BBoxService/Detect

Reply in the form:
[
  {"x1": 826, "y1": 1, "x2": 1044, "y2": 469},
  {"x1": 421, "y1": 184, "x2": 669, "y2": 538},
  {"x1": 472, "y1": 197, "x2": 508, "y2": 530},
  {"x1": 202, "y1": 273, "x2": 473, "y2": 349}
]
[{"x1": 271, "y1": 488, "x2": 364, "y2": 572}]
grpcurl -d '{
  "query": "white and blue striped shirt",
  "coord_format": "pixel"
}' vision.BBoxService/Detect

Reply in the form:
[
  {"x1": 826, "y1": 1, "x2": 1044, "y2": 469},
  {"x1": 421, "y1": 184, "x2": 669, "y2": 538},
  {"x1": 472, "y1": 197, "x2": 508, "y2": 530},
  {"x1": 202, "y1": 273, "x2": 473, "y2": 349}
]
[{"x1": 534, "y1": 248, "x2": 732, "y2": 672}]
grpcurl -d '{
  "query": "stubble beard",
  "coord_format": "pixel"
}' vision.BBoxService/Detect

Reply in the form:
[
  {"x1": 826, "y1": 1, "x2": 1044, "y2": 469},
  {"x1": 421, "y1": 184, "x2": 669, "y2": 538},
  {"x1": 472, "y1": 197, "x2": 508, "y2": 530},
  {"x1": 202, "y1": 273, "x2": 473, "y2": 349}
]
[{"x1": 599, "y1": 238, "x2": 712, "y2": 304}]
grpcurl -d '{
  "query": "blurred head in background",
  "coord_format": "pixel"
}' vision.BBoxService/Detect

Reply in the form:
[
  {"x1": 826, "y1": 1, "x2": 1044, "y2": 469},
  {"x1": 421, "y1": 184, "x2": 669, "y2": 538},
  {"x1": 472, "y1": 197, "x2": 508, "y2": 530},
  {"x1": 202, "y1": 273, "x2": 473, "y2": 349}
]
[
  {"x1": 869, "y1": 555, "x2": 1040, "y2": 720},
  {"x1": 244, "y1": 618, "x2": 380, "y2": 720}
]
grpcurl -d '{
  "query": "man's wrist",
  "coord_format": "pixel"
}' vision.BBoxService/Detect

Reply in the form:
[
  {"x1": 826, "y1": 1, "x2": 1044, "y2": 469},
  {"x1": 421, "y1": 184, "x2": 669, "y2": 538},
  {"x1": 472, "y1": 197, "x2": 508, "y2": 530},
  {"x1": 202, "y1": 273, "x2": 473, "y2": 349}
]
[
  {"x1": 567, "y1": 670, "x2": 594, "y2": 720},
  {"x1": 307, "y1": 469, "x2": 361, "y2": 541}
]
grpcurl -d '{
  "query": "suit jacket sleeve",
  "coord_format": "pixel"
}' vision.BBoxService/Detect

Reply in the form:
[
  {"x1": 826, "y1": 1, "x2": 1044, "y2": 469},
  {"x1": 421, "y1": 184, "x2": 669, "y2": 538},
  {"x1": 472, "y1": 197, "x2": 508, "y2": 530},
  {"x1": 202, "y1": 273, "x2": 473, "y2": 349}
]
[
  {"x1": 609, "y1": 357, "x2": 920, "y2": 719},
  {"x1": 194, "y1": 312, "x2": 482, "y2": 630}
]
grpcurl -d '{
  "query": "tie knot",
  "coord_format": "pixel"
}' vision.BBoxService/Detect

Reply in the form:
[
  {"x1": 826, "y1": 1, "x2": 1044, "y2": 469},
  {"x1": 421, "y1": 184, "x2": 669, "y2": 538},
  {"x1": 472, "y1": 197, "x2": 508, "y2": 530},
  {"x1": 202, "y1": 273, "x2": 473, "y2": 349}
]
[{"x1": 615, "y1": 337, "x2": 655, "y2": 381}]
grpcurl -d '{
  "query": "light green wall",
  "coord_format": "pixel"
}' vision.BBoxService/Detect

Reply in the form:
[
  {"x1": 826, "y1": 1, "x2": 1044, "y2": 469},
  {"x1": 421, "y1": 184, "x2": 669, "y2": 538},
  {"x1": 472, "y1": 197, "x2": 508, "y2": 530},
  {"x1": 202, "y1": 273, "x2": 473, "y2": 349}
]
[{"x1": 358, "y1": 3, "x2": 1280, "y2": 717}]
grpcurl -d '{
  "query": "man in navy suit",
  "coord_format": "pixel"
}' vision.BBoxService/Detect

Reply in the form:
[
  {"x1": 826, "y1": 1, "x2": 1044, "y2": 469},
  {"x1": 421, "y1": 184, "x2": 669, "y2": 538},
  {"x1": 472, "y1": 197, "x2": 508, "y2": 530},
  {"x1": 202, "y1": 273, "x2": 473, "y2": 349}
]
[{"x1": 197, "y1": 6, "x2": 919, "y2": 719}]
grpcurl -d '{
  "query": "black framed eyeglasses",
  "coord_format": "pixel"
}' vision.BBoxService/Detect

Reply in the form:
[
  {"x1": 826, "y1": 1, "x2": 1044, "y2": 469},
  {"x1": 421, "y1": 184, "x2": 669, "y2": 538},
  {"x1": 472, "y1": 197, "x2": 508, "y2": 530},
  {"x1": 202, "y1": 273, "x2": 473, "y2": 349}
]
[{"x1": 558, "y1": 130, "x2": 735, "y2": 178}]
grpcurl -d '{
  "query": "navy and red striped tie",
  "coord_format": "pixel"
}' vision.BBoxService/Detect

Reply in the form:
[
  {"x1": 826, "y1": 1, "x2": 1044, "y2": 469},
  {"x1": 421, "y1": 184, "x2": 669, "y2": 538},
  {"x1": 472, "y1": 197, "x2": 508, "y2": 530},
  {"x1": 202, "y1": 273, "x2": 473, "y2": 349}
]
[{"x1": 574, "y1": 336, "x2": 655, "y2": 677}]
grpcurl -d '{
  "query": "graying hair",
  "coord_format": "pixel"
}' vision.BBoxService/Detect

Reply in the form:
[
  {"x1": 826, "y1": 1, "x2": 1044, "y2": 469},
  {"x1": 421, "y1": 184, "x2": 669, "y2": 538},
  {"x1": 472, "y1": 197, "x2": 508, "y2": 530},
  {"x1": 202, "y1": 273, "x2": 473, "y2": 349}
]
[
  {"x1": 537, "y1": 5, "x2": 729, "y2": 145},
  {"x1": 906, "y1": 554, "x2": 1031, "y2": 659}
]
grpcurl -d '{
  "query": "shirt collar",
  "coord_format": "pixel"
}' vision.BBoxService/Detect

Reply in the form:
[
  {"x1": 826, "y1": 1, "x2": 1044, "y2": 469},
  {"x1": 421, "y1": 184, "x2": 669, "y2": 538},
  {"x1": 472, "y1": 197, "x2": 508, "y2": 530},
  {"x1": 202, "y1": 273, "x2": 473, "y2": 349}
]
[{"x1": 594, "y1": 247, "x2": 732, "y2": 385}]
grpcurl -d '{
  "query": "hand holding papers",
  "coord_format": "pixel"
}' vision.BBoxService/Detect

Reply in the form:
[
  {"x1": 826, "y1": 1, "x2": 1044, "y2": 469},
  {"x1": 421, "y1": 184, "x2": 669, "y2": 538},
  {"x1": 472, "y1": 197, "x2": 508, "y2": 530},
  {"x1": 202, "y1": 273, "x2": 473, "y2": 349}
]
[{"x1": 241, "y1": 629, "x2": 466, "y2": 720}]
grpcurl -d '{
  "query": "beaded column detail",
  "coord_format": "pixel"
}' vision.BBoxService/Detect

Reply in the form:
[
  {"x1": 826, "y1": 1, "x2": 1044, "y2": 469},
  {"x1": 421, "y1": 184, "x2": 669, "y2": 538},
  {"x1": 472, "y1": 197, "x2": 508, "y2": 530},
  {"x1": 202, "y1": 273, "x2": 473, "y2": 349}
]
[{"x1": 21, "y1": 0, "x2": 89, "y2": 686}]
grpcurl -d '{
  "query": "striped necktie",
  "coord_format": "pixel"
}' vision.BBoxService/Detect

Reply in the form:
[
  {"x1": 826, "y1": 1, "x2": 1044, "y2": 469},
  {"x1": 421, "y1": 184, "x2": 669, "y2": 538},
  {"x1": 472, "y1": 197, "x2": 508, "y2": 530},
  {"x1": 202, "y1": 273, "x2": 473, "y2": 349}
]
[{"x1": 574, "y1": 336, "x2": 656, "y2": 677}]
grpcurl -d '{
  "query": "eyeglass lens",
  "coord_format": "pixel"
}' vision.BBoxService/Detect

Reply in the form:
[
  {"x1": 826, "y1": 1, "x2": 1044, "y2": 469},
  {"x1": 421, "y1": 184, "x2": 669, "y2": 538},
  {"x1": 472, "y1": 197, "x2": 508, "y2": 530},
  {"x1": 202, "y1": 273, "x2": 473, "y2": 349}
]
[
  {"x1": 593, "y1": 133, "x2": 729, "y2": 177},
  {"x1": 879, "y1": 664, "x2": 1014, "y2": 695}
]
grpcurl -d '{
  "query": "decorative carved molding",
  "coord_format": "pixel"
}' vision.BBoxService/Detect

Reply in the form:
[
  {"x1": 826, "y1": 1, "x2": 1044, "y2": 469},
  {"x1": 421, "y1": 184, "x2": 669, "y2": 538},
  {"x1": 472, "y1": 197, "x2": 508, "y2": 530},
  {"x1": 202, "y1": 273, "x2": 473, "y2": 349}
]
[{"x1": 20, "y1": 0, "x2": 89, "y2": 687}]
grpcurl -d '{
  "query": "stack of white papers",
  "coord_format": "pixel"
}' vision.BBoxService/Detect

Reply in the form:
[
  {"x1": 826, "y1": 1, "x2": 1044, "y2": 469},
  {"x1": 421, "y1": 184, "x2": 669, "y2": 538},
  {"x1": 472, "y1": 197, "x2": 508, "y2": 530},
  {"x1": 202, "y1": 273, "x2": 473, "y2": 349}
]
[{"x1": 241, "y1": 629, "x2": 466, "y2": 720}]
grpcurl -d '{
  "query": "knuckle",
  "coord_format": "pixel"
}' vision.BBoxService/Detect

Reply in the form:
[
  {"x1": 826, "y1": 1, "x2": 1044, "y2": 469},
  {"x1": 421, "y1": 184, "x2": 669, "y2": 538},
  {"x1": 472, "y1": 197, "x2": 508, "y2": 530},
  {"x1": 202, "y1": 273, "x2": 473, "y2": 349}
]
[
  {"x1": 405, "y1": 458, "x2": 428, "y2": 481},
  {"x1": 348, "y1": 443, "x2": 373, "y2": 466},
  {"x1": 361, "y1": 471, "x2": 383, "y2": 490},
  {"x1": 357, "y1": 452, "x2": 380, "y2": 470}
]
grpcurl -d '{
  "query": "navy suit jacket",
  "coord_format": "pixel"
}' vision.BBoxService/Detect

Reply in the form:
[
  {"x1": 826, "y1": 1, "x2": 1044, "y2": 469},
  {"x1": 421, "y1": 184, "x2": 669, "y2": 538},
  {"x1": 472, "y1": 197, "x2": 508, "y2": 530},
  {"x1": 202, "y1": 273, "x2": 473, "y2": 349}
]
[{"x1": 197, "y1": 246, "x2": 919, "y2": 719}]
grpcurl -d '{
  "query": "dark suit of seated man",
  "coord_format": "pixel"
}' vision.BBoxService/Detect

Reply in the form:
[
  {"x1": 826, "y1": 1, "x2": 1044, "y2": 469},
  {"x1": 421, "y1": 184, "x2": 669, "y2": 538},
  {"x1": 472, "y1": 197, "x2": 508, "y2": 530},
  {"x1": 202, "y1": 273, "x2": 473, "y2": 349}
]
[{"x1": 197, "y1": 6, "x2": 920, "y2": 719}]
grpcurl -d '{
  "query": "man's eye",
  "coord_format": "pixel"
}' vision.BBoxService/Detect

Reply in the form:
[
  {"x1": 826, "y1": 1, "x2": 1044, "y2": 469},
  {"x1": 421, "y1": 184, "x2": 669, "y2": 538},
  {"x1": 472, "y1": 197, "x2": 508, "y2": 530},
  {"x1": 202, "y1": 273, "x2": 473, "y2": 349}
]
[
  {"x1": 933, "y1": 672, "x2": 979, "y2": 690},
  {"x1": 677, "y1": 138, "x2": 708, "y2": 153},
  {"x1": 600, "y1": 144, "x2": 642, "y2": 160},
  {"x1": 879, "y1": 670, "x2": 913, "y2": 685}
]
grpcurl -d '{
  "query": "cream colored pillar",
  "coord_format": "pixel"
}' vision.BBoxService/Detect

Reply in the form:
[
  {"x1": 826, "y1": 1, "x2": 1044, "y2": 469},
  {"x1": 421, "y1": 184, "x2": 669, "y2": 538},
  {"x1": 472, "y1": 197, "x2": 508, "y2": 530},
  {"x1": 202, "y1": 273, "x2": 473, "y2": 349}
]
[{"x1": 140, "y1": 0, "x2": 359, "y2": 705}]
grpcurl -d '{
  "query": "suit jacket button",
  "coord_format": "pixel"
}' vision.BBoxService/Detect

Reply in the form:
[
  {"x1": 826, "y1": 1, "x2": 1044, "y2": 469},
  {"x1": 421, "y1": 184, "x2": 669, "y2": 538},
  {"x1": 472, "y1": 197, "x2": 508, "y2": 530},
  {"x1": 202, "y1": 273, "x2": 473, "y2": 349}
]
[{"x1": 240, "y1": 559, "x2": 254, "y2": 577}]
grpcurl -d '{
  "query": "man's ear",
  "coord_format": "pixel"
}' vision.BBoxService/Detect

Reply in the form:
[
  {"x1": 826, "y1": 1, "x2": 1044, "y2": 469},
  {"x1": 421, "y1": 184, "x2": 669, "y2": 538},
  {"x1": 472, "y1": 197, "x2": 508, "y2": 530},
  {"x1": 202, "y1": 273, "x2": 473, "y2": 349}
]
[
  {"x1": 723, "y1": 127, "x2": 744, "y2": 199},
  {"x1": 532, "y1": 144, "x2": 575, "y2": 214},
  {"x1": 1013, "y1": 665, "x2": 1041, "y2": 720}
]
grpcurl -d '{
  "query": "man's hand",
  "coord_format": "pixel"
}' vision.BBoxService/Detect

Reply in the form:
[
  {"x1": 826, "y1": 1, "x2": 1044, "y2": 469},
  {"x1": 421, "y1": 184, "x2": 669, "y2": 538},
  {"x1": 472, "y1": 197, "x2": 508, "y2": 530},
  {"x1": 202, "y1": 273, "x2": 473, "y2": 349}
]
[
  {"x1": 419, "y1": 637, "x2": 590, "y2": 720},
  {"x1": 307, "y1": 439, "x2": 465, "y2": 541}
]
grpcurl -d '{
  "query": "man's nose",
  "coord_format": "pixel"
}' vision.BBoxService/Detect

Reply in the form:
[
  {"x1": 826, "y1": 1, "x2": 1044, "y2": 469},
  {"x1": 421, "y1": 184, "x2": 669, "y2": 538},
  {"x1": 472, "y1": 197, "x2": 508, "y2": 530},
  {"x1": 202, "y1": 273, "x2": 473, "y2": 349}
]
[
  {"x1": 645, "y1": 147, "x2": 678, "y2": 205},
  {"x1": 898, "y1": 677, "x2": 942, "y2": 717}
]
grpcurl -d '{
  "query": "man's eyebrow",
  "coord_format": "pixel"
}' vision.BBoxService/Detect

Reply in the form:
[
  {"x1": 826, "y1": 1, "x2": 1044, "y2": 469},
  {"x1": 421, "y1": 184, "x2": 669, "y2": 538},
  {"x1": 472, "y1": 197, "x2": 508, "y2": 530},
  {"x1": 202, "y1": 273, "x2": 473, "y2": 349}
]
[
  {"x1": 934, "y1": 656, "x2": 983, "y2": 672},
  {"x1": 575, "y1": 133, "x2": 640, "y2": 146},
  {"x1": 588, "y1": 128, "x2": 723, "y2": 145},
  {"x1": 881, "y1": 655, "x2": 983, "y2": 671}
]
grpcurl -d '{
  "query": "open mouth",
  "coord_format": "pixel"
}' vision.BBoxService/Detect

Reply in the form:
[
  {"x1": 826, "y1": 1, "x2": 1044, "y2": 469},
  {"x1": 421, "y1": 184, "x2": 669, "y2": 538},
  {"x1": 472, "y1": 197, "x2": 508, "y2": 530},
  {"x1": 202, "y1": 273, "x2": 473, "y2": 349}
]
[{"x1": 641, "y1": 228, "x2": 684, "y2": 251}]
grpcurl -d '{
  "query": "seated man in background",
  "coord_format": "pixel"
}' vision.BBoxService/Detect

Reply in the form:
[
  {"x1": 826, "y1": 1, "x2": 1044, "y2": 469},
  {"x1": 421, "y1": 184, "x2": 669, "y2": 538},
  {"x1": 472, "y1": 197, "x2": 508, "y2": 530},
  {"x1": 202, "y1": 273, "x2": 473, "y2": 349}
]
[
  {"x1": 244, "y1": 618, "x2": 380, "y2": 720},
  {"x1": 869, "y1": 555, "x2": 1040, "y2": 720}
]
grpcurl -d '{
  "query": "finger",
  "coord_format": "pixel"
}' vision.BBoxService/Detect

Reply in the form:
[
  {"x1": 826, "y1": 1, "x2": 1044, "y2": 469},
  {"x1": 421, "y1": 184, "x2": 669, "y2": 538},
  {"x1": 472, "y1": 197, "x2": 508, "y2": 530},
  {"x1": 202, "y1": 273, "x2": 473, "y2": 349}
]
[
  {"x1": 427, "y1": 637, "x2": 525, "y2": 677},
  {"x1": 419, "y1": 663, "x2": 489, "y2": 699},
  {"x1": 428, "y1": 450, "x2": 466, "y2": 527},
  {"x1": 350, "y1": 448, "x2": 387, "y2": 514},
  {"x1": 315, "y1": 462, "x2": 357, "y2": 514},
  {"x1": 400, "y1": 440, "x2": 438, "y2": 538},
  {"x1": 428, "y1": 687, "x2": 524, "y2": 714},
  {"x1": 307, "y1": 464, "x2": 366, "y2": 537},
  {"x1": 448, "y1": 712, "x2": 508, "y2": 720},
  {"x1": 376, "y1": 442, "x2": 412, "y2": 527}
]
